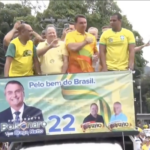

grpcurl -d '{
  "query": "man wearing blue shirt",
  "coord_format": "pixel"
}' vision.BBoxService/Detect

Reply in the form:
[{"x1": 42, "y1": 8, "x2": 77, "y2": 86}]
[{"x1": 110, "y1": 102, "x2": 127, "y2": 123}]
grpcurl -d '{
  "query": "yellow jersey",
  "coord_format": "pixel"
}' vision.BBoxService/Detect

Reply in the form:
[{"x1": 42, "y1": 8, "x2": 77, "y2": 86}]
[
  {"x1": 5, "y1": 37, "x2": 36, "y2": 77},
  {"x1": 65, "y1": 30, "x2": 98, "y2": 73},
  {"x1": 142, "y1": 144, "x2": 150, "y2": 150},
  {"x1": 100, "y1": 28, "x2": 135, "y2": 70},
  {"x1": 37, "y1": 40, "x2": 68, "y2": 74}
]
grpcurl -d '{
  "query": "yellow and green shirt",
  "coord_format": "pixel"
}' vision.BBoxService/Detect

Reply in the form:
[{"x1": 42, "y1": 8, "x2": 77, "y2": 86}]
[
  {"x1": 5, "y1": 37, "x2": 36, "y2": 77},
  {"x1": 65, "y1": 30, "x2": 98, "y2": 73},
  {"x1": 100, "y1": 28, "x2": 135, "y2": 70}
]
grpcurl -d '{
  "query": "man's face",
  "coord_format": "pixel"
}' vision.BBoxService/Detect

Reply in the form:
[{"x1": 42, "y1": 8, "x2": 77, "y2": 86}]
[
  {"x1": 69, "y1": 24, "x2": 75, "y2": 31},
  {"x1": 114, "y1": 104, "x2": 121, "y2": 115},
  {"x1": 89, "y1": 29, "x2": 98, "y2": 39},
  {"x1": 46, "y1": 27, "x2": 57, "y2": 41},
  {"x1": 22, "y1": 25, "x2": 33, "y2": 41},
  {"x1": 110, "y1": 15, "x2": 120, "y2": 29},
  {"x1": 5, "y1": 84, "x2": 24, "y2": 108},
  {"x1": 90, "y1": 105, "x2": 98, "y2": 116},
  {"x1": 76, "y1": 17, "x2": 87, "y2": 31}
]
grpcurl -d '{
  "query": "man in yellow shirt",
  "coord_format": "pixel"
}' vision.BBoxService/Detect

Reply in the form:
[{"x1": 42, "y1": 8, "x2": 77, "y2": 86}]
[
  {"x1": 36, "y1": 26, "x2": 68, "y2": 74},
  {"x1": 4, "y1": 23, "x2": 41, "y2": 77},
  {"x1": 65, "y1": 14, "x2": 98, "y2": 73},
  {"x1": 142, "y1": 139, "x2": 150, "y2": 150},
  {"x1": 100, "y1": 13, "x2": 135, "y2": 71},
  {"x1": 100, "y1": 26, "x2": 150, "y2": 53}
]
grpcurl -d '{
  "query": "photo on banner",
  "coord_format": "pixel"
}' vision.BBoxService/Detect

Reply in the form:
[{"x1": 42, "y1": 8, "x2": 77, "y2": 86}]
[{"x1": 0, "y1": 71, "x2": 135, "y2": 141}]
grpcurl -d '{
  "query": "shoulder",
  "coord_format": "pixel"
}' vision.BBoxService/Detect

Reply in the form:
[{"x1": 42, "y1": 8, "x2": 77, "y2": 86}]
[
  {"x1": 97, "y1": 114, "x2": 103, "y2": 118},
  {"x1": 84, "y1": 114, "x2": 90, "y2": 119},
  {"x1": 37, "y1": 41, "x2": 47, "y2": 49},
  {"x1": 121, "y1": 113, "x2": 127, "y2": 117},
  {"x1": 10, "y1": 37, "x2": 19, "y2": 44},
  {"x1": 25, "y1": 105, "x2": 42, "y2": 113},
  {"x1": 27, "y1": 40, "x2": 34, "y2": 46},
  {"x1": 100, "y1": 29, "x2": 112, "y2": 38},
  {"x1": 66, "y1": 31, "x2": 76, "y2": 37},
  {"x1": 122, "y1": 28, "x2": 133, "y2": 35},
  {"x1": 0, "y1": 108, "x2": 10, "y2": 117},
  {"x1": 104, "y1": 29, "x2": 112, "y2": 34}
]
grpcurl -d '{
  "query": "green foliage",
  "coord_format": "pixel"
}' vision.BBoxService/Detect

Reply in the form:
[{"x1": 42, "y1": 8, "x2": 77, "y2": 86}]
[{"x1": 0, "y1": 2, "x2": 34, "y2": 42}]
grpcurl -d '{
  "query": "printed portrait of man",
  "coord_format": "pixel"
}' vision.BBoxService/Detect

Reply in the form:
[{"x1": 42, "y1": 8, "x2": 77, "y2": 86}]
[
  {"x1": 109, "y1": 102, "x2": 127, "y2": 123},
  {"x1": 83, "y1": 103, "x2": 104, "y2": 124},
  {"x1": 0, "y1": 80, "x2": 46, "y2": 137}
]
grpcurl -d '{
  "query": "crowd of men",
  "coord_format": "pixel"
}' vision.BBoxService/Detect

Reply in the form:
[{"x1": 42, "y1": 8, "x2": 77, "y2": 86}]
[
  {"x1": 0, "y1": 12, "x2": 150, "y2": 149},
  {"x1": 2, "y1": 13, "x2": 150, "y2": 77}
]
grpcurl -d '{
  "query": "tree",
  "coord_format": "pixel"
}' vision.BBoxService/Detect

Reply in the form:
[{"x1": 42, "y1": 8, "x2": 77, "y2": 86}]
[{"x1": 0, "y1": 2, "x2": 33, "y2": 42}]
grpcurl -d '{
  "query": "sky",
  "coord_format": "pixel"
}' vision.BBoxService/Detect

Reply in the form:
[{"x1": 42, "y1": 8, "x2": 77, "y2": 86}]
[
  {"x1": 1, "y1": 0, "x2": 150, "y2": 65},
  {"x1": 117, "y1": 1, "x2": 150, "y2": 66}
]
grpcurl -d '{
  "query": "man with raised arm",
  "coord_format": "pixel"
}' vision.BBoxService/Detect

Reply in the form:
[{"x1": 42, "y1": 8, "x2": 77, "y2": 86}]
[
  {"x1": 61, "y1": 22, "x2": 75, "y2": 41},
  {"x1": 65, "y1": 14, "x2": 98, "y2": 73},
  {"x1": 3, "y1": 21, "x2": 45, "y2": 53},
  {"x1": 100, "y1": 13, "x2": 135, "y2": 71},
  {"x1": 4, "y1": 23, "x2": 41, "y2": 77},
  {"x1": 36, "y1": 26, "x2": 68, "y2": 74}
]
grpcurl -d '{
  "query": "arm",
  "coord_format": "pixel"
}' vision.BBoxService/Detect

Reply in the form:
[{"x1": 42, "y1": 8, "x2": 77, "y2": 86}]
[
  {"x1": 62, "y1": 55, "x2": 68, "y2": 73},
  {"x1": 134, "y1": 45, "x2": 145, "y2": 52},
  {"x1": 37, "y1": 39, "x2": 58, "y2": 57},
  {"x1": 134, "y1": 41, "x2": 150, "y2": 52},
  {"x1": 33, "y1": 46, "x2": 41, "y2": 75},
  {"x1": 61, "y1": 28, "x2": 71, "y2": 41},
  {"x1": 128, "y1": 31, "x2": 136, "y2": 70},
  {"x1": 37, "y1": 45, "x2": 51, "y2": 57},
  {"x1": 129, "y1": 44, "x2": 135, "y2": 70},
  {"x1": 4, "y1": 43, "x2": 16, "y2": 77},
  {"x1": 99, "y1": 33, "x2": 107, "y2": 71},
  {"x1": 3, "y1": 21, "x2": 21, "y2": 47},
  {"x1": 32, "y1": 31, "x2": 45, "y2": 46},
  {"x1": 100, "y1": 45, "x2": 107, "y2": 71},
  {"x1": 4, "y1": 57, "x2": 13, "y2": 77},
  {"x1": 67, "y1": 41, "x2": 87, "y2": 52},
  {"x1": 61, "y1": 43, "x2": 69, "y2": 73},
  {"x1": 3, "y1": 29, "x2": 16, "y2": 47},
  {"x1": 65, "y1": 32, "x2": 87, "y2": 51}
]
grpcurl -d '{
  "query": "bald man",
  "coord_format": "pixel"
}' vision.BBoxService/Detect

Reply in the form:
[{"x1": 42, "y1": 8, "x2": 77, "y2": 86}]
[
  {"x1": 4, "y1": 23, "x2": 41, "y2": 77},
  {"x1": 109, "y1": 102, "x2": 127, "y2": 123}
]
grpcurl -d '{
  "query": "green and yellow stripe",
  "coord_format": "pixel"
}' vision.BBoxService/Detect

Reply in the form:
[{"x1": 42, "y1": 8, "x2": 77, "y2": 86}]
[{"x1": 60, "y1": 74, "x2": 111, "y2": 125}]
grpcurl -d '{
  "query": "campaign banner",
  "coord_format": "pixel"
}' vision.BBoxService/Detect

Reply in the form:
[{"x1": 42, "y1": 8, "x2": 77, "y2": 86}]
[{"x1": 0, "y1": 71, "x2": 135, "y2": 140}]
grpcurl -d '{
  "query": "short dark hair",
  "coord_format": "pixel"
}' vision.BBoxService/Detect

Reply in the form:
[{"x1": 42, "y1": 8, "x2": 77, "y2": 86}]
[
  {"x1": 90, "y1": 103, "x2": 98, "y2": 108},
  {"x1": 5, "y1": 80, "x2": 24, "y2": 90},
  {"x1": 112, "y1": 13, "x2": 122, "y2": 20},
  {"x1": 74, "y1": 14, "x2": 86, "y2": 23}
]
